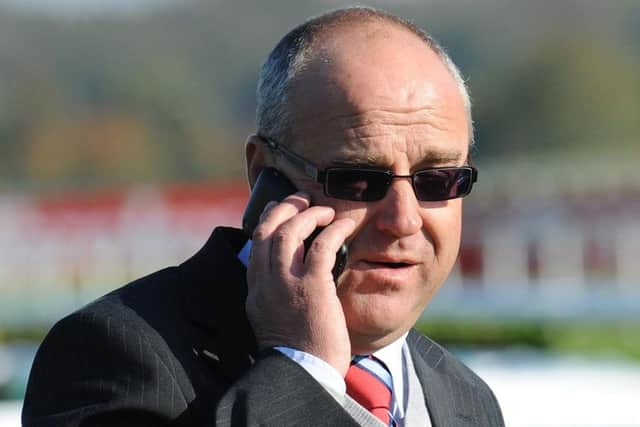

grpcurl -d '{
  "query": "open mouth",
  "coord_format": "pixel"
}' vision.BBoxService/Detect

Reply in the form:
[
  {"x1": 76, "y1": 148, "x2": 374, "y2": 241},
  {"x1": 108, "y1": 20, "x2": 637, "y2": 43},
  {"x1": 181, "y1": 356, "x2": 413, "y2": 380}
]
[{"x1": 371, "y1": 261, "x2": 411, "y2": 268}]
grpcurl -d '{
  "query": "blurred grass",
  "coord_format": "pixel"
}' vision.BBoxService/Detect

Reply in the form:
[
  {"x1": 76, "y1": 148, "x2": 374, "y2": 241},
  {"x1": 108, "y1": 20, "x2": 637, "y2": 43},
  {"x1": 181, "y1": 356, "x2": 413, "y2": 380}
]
[
  {"x1": 416, "y1": 318, "x2": 640, "y2": 361},
  {"x1": 2, "y1": 319, "x2": 640, "y2": 361},
  {"x1": 0, "y1": 327, "x2": 47, "y2": 344}
]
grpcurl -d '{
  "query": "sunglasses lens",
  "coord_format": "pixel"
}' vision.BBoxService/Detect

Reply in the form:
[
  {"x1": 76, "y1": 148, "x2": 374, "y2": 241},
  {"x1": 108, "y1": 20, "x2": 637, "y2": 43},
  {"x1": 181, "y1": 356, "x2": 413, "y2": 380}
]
[
  {"x1": 414, "y1": 168, "x2": 473, "y2": 201},
  {"x1": 326, "y1": 169, "x2": 391, "y2": 201}
]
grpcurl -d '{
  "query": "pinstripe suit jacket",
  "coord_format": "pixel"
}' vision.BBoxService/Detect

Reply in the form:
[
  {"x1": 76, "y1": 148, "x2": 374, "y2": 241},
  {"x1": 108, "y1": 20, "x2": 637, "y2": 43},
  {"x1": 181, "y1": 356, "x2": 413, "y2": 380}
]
[{"x1": 23, "y1": 227, "x2": 503, "y2": 427}]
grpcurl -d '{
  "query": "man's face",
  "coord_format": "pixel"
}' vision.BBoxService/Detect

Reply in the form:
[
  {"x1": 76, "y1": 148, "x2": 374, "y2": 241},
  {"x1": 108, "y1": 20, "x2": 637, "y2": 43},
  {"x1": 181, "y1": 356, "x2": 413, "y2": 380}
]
[{"x1": 276, "y1": 24, "x2": 470, "y2": 353}]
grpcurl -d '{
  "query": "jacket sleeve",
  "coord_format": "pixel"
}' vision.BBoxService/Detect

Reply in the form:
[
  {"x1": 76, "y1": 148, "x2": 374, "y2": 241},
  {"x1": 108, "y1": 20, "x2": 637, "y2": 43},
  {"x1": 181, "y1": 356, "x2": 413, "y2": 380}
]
[{"x1": 22, "y1": 306, "x2": 191, "y2": 427}]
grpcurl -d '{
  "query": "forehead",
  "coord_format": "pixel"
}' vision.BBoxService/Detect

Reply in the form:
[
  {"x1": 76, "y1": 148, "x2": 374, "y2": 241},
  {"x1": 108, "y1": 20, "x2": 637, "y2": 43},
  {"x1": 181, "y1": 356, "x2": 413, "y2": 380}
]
[{"x1": 286, "y1": 22, "x2": 470, "y2": 167}]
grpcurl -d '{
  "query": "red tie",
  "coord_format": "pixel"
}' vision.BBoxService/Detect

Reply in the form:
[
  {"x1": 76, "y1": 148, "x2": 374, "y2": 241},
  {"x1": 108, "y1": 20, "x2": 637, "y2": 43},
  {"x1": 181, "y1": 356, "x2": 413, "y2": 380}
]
[{"x1": 345, "y1": 355, "x2": 394, "y2": 425}]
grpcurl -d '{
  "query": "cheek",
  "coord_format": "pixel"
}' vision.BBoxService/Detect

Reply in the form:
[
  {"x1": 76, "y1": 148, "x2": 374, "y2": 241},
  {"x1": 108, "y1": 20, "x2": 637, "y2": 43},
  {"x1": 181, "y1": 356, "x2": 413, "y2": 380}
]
[{"x1": 422, "y1": 200, "x2": 463, "y2": 264}]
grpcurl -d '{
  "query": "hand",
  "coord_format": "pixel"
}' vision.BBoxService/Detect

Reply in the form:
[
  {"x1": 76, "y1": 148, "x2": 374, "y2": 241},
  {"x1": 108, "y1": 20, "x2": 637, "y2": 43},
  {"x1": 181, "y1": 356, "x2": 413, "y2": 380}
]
[{"x1": 245, "y1": 192, "x2": 356, "y2": 376}]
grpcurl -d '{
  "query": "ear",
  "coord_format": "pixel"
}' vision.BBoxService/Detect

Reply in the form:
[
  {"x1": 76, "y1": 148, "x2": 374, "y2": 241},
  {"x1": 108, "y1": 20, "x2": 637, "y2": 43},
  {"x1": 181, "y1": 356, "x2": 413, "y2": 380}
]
[{"x1": 245, "y1": 134, "x2": 270, "y2": 189}]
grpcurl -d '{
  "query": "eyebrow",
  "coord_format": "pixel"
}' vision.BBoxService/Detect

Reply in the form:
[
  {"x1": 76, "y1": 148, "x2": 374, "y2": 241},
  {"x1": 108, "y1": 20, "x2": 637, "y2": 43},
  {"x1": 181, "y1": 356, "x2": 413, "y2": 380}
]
[
  {"x1": 417, "y1": 149, "x2": 467, "y2": 165},
  {"x1": 330, "y1": 156, "x2": 380, "y2": 168},
  {"x1": 329, "y1": 149, "x2": 466, "y2": 169}
]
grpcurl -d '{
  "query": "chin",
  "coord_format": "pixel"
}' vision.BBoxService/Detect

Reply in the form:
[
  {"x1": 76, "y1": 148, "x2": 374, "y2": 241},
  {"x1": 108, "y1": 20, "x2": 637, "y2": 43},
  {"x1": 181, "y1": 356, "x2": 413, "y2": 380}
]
[
  {"x1": 347, "y1": 319, "x2": 410, "y2": 354},
  {"x1": 342, "y1": 293, "x2": 418, "y2": 348}
]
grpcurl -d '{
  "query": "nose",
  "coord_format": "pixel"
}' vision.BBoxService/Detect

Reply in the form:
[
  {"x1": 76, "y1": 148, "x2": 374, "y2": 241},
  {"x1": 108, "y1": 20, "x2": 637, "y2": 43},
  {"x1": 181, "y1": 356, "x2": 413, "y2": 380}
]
[{"x1": 374, "y1": 178, "x2": 422, "y2": 237}]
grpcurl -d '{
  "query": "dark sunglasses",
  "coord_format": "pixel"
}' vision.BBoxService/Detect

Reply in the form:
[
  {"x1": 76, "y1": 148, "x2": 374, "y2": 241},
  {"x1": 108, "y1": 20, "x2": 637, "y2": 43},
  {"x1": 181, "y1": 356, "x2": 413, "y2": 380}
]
[{"x1": 261, "y1": 137, "x2": 477, "y2": 202}]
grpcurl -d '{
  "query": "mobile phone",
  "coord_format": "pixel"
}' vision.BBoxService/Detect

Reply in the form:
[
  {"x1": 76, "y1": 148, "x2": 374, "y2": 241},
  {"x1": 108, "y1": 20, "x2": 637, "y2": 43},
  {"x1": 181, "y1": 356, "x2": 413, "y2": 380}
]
[{"x1": 242, "y1": 167, "x2": 348, "y2": 282}]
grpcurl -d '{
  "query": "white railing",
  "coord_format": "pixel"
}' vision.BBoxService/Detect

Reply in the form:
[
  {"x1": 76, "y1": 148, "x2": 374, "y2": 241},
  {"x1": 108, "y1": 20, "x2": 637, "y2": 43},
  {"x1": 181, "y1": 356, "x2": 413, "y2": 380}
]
[{"x1": 0, "y1": 187, "x2": 638, "y2": 325}]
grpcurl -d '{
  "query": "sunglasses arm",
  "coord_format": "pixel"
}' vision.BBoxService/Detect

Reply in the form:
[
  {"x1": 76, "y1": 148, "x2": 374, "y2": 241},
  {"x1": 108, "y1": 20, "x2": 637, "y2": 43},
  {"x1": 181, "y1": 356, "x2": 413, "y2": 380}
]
[{"x1": 262, "y1": 137, "x2": 323, "y2": 183}]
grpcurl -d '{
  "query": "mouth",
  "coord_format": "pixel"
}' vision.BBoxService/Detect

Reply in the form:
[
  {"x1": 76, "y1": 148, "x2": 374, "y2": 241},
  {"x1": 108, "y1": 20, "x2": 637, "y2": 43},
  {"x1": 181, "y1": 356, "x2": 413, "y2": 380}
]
[
  {"x1": 363, "y1": 260, "x2": 417, "y2": 269},
  {"x1": 354, "y1": 259, "x2": 419, "y2": 284},
  {"x1": 371, "y1": 261, "x2": 411, "y2": 268}
]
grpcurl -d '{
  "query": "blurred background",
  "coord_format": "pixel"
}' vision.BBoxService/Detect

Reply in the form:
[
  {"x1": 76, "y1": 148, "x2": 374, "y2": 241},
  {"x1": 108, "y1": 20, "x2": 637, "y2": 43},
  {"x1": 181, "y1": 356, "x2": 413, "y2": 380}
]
[{"x1": 0, "y1": 0, "x2": 639, "y2": 425}]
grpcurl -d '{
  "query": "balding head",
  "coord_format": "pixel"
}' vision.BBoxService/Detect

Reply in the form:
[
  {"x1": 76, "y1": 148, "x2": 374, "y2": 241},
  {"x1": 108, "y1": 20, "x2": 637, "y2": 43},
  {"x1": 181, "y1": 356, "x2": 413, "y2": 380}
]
[
  {"x1": 247, "y1": 8, "x2": 473, "y2": 353},
  {"x1": 256, "y1": 7, "x2": 472, "y2": 147}
]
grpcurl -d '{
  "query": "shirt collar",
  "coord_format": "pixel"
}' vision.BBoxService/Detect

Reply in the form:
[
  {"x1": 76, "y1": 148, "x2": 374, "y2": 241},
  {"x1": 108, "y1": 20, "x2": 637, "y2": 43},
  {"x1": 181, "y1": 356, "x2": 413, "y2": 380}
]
[
  {"x1": 373, "y1": 332, "x2": 409, "y2": 418},
  {"x1": 373, "y1": 332, "x2": 408, "y2": 370},
  {"x1": 238, "y1": 239, "x2": 252, "y2": 266}
]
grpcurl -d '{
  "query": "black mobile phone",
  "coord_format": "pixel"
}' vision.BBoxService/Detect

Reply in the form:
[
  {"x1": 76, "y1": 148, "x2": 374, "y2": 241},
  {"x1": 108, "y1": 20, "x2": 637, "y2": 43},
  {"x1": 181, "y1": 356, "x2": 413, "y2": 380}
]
[{"x1": 242, "y1": 167, "x2": 348, "y2": 282}]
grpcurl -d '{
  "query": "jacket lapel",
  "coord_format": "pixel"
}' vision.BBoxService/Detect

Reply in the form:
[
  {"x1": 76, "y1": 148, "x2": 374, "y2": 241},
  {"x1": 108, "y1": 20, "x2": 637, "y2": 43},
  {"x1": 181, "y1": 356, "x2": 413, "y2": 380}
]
[{"x1": 407, "y1": 329, "x2": 477, "y2": 426}]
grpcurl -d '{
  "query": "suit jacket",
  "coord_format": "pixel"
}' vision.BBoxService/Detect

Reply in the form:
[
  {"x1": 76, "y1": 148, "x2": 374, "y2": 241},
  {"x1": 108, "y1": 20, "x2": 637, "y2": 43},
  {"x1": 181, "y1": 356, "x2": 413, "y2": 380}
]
[{"x1": 23, "y1": 227, "x2": 504, "y2": 427}]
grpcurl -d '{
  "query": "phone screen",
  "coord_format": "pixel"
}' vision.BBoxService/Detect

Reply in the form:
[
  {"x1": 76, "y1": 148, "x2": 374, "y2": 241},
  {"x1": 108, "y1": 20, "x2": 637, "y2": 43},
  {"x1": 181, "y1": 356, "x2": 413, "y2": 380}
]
[{"x1": 242, "y1": 167, "x2": 348, "y2": 282}]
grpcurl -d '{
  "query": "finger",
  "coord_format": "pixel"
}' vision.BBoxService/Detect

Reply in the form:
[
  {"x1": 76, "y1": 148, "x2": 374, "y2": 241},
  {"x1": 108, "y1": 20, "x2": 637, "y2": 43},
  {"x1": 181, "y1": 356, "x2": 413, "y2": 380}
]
[
  {"x1": 258, "y1": 200, "x2": 278, "y2": 224},
  {"x1": 304, "y1": 218, "x2": 356, "y2": 278},
  {"x1": 269, "y1": 205, "x2": 337, "y2": 275},
  {"x1": 250, "y1": 192, "x2": 310, "y2": 274},
  {"x1": 252, "y1": 192, "x2": 310, "y2": 242}
]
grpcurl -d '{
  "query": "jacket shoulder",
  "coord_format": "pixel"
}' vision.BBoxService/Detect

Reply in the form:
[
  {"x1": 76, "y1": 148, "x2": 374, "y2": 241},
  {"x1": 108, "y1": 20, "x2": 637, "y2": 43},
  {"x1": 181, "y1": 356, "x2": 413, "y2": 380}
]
[{"x1": 22, "y1": 267, "x2": 198, "y2": 426}]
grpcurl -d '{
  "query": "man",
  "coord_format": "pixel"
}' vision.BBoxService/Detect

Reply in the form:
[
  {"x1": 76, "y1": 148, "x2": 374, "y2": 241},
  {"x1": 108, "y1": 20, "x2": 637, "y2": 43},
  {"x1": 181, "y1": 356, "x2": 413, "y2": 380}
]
[{"x1": 23, "y1": 7, "x2": 503, "y2": 427}]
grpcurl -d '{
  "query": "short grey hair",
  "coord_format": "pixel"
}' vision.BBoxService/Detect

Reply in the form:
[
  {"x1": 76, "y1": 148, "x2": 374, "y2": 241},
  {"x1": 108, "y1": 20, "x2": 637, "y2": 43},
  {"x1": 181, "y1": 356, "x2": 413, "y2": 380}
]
[{"x1": 256, "y1": 6, "x2": 474, "y2": 146}]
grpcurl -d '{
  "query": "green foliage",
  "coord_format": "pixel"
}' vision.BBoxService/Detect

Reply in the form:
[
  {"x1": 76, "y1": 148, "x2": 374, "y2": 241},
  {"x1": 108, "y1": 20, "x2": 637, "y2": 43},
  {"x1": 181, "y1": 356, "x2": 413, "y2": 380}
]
[
  {"x1": 0, "y1": 328, "x2": 46, "y2": 344},
  {"x1": 473, "y1": 35, "x2": 640, "y2": 158},
  {"x1": 546, "y1": 320, "x2": 640, "y2": 360},
  {"x1": 416, "y1": 318, "x2": 640, "y2": 361},
  {"x1": 416, "y1": 318, "x2": 547, "y2": 349},
  {"x1": 0, "y1": 1, "x2": 638, "y2": 192}
]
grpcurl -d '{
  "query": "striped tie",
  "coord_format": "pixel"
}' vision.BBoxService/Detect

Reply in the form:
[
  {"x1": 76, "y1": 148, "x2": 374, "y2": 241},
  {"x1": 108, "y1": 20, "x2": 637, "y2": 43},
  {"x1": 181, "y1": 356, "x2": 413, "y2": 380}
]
[{"x1": 345, "y1": 355, "x2": 395, "y2": 426}]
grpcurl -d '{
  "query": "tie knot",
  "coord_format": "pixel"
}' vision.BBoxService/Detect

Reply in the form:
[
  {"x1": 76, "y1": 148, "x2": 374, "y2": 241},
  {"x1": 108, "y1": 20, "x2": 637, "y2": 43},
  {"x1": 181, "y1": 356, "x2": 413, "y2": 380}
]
[{"x1": 345, "y1": 355, "x2": 394, "y2": 425}]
